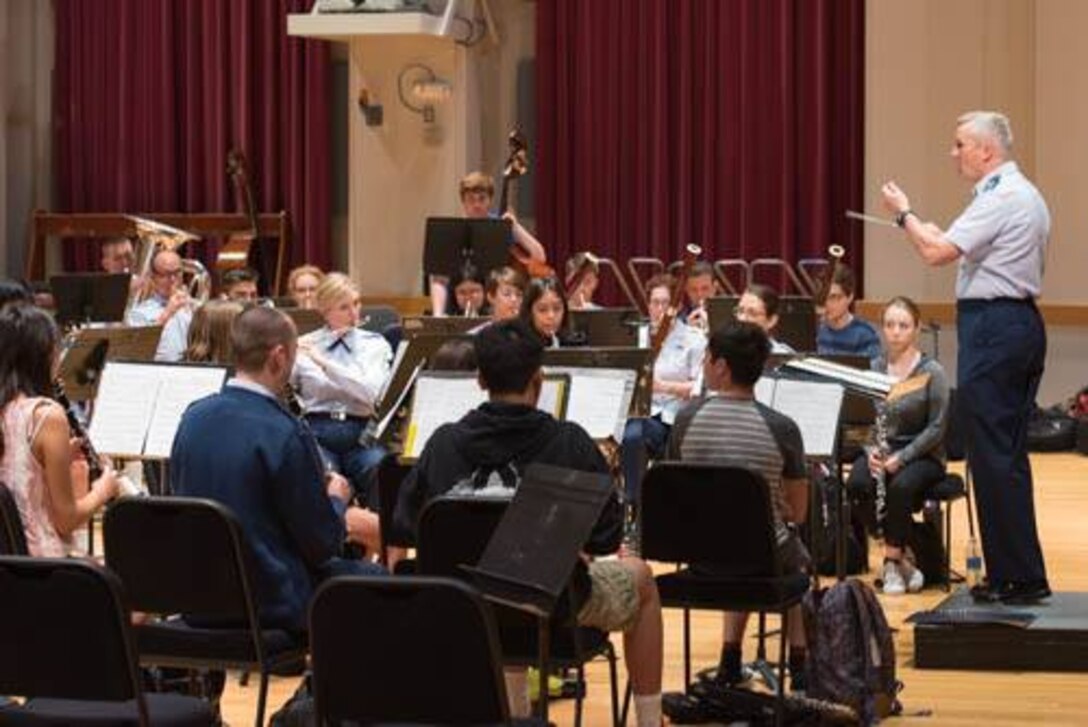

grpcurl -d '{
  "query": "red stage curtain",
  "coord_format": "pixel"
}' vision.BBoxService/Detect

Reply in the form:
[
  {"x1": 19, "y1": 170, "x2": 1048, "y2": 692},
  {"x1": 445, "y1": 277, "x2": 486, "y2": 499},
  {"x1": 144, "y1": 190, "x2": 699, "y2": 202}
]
[
  {"x1": 536, "y1": 0, "x2": 864, "y2": 299},
  {"x1": 53, "y1": 0, "x2": 331, "y2": 282}
]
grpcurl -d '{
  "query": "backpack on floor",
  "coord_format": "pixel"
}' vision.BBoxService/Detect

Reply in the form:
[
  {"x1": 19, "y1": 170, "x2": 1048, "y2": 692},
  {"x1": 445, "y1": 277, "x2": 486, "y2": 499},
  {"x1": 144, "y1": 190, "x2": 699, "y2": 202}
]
[
  {"x1": 1027, "y1": 405, "x2": 1077, "y2": 452},
  {"x1": 803, "y1": 579, "x2": 902, "y2": 725}
]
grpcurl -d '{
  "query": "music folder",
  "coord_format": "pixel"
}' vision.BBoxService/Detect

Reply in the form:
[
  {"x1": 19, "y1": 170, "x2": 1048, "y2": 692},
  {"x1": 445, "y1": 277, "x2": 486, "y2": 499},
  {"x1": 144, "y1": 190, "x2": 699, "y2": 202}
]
[
  {"x1": 462, "y1": 463, "x2": 614, "y2": 618},
  {"x1": 423, "y1": 217, "x2": 511, "y2": 281}
]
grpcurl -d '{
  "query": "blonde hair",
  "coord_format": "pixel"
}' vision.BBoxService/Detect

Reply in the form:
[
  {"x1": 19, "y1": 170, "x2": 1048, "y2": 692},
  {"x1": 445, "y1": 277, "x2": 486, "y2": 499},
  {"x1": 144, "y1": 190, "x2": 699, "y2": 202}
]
[
  {"x1": 315, "y1": 272, "x2": 359, "y2": 313},
  {"x1": 287, "y1": 264, "x2": 325, "y2": 292},
  {"x1": 185, "y1": 300, "x2": 245, "y2": 364},
  {"x1": 459, "y1": 171, "x2": 495, "y2": 200}
]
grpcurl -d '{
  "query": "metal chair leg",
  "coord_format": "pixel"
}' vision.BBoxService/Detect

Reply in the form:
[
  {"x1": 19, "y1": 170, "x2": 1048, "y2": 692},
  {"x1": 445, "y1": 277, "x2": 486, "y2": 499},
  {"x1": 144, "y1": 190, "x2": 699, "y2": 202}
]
[
  {"x1": 945, "y1": 500, "x2": 954, "y2": 592},
  {"x1": 608, "y1": 646, "x2": 620, "y2": 727},
  {"x1": 574, "y1": 664, "x2": 585, "y2": 727},
  {"x1": 255, "y1": 669, "x2": 269, "y2": 727},
  {"x1": 682, "y1": 608, "x2": 691, "y2": 689},
  {"x1": 775, "y1": 610, "x2": 789, "y2": 727}
]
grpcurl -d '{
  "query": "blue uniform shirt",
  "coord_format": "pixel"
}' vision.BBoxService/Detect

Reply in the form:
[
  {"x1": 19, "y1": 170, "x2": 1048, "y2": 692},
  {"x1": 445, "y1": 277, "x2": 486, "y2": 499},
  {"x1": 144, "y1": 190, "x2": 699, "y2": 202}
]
[{"x1": 946, "y1": 161, "x2": 1049, "y2": 300}]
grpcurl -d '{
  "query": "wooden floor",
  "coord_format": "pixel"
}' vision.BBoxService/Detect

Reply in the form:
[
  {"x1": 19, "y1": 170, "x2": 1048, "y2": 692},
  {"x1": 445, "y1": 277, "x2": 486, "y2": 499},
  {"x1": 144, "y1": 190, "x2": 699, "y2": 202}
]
[{"x1": 220, "y1": 453, "x2": 1088, "y2": 726}]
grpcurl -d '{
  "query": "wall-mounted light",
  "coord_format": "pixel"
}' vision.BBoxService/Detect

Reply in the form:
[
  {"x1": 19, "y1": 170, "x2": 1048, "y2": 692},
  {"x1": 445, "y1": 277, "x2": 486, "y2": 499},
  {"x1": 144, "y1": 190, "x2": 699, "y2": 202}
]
[{"x1": 397, "y1": 62, "x2": 452, "y2": 123}]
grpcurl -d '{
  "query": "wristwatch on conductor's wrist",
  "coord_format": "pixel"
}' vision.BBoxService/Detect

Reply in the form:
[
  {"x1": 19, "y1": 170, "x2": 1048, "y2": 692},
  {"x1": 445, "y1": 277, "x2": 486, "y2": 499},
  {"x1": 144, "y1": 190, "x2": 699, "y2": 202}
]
[{"x1": 895, "y1": 209, "x2": 915, "y2": 228}]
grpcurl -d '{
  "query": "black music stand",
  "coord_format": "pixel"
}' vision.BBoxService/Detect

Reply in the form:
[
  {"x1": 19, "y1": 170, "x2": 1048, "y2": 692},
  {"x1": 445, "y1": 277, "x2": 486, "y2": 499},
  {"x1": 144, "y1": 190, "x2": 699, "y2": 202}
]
[
  {"x1": 776, "y1": 296, "x2": 817, "y2": 352},
  {"x1": 50, "y1": 273, "x2": 130, "y2": 328},
  {"x1": 401, "y1": 315, "x2": 482, "y2": 339},
  {"x1": 462, "y1": 463, "x2": 613, "y2": 722},
  {"x1": 706, "y1": 294, "x2": 817, "y2": 352},
  {"x1": 423, "y1": 217, "x2": 511, "y2": 282},
  {"x1": 568, "y1": 307, "x2": 644, "y2": 347},
  {"x1": 57, "y1": 326, "x2": 164, "y2": 401},
  {"x1": 281, "y1": 307, "x2": 325, "y2": 336},
  {"x1": 705, "y1": 294, "x2": 740, "y2": 335}
]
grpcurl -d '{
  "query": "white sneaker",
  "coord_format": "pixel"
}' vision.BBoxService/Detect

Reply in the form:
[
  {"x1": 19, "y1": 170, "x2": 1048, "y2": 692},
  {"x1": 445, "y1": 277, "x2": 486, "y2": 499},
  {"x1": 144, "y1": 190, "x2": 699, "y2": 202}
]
[
  {"x1": 882, "y1": 561, "x2": 906, "y2": 595},
  {"x1": 901, "y1": 560, "x2": 925, "y2": 593}
]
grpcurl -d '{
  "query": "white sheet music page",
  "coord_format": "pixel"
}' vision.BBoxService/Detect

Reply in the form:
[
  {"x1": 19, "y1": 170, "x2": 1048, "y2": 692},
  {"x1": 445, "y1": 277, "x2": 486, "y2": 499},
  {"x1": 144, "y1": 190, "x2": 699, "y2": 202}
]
[
  {"x1": 143, "y1": 366, "x2": 230, "y2": 458},
  {"x1": 537, "y1": 377, "x2": 565, "y2": 420},
  {"x1": 87, "y1": 362, "x2": 161, "y2": 457},
  {"x1": 404, "y1": 374, "x2": 486, "y2": 459},
  {"x1": 549, "y1": 367, "x2": 635, "y2": 440},
  {"x1": 770, "y1": 378, "x2": 844, "y2": 458},
  {"x1": 754, "y1": 375, "x2": 777, "y2": 407}
]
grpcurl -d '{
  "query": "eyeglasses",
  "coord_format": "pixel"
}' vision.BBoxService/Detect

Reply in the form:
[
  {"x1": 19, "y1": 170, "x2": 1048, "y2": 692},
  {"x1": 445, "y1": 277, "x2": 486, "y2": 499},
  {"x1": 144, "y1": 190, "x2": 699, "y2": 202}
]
[{"x1": 153, "y1": 268, "x2": 182, "y2": 279}]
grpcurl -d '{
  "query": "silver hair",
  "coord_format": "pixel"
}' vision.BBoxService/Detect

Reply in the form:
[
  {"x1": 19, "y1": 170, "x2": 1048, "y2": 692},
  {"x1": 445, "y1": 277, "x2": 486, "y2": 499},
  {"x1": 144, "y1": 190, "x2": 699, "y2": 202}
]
[{"x1": 957, "y1": 111, "x2": 1013, "y2": 155}]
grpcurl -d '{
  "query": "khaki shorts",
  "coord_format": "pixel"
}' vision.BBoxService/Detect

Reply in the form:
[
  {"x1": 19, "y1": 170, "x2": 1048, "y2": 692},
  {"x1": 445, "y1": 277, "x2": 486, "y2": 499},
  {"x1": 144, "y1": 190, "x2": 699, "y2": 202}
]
[{"x1": 576, "y1": 559, "x2": 640, "y2": 633}]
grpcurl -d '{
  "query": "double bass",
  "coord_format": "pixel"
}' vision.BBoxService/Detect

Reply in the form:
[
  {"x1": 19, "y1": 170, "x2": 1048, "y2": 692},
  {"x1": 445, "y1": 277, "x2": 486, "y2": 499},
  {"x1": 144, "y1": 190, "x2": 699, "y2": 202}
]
[
  {"x1": 498, "y1": 130, "x2": 555, "y2": 280},
  {"x1": 219, "y1": 149, "x2": 260, "y2": 276}
]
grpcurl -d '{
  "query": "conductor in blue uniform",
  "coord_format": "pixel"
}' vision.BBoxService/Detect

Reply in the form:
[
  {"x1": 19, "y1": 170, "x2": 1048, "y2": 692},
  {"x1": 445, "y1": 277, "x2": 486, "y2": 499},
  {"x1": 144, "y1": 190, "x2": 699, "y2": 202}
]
[{"x1": 880, "y1": 110, "x2": 1050, "y2": 604}]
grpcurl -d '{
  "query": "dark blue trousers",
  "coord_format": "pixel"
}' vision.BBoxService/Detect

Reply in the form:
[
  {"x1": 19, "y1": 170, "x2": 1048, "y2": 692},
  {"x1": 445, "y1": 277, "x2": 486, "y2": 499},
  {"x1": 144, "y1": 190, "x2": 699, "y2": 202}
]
[
  {"x1": 621, "y1": 415, "x2": 671, "y2": 505},
  {"x1": 957, "y1": 298, "x2": 1047, "y2": 585},
  {"x1": 306, "y1": 416, "x2": 387, "y2": 509}
]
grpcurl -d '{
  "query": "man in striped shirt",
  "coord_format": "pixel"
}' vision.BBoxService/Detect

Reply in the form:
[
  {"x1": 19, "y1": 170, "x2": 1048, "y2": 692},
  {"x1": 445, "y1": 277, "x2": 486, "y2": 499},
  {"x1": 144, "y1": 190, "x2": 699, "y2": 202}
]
[{"x1": 668, "y1": 321, "x2": 811, "y2": 692}]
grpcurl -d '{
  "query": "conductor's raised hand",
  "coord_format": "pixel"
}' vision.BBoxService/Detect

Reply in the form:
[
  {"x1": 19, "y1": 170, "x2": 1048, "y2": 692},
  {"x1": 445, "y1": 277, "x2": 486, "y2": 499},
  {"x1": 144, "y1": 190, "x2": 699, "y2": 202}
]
[{"x1": 880, "y1": 181, "x2": 911, "y2": 215}]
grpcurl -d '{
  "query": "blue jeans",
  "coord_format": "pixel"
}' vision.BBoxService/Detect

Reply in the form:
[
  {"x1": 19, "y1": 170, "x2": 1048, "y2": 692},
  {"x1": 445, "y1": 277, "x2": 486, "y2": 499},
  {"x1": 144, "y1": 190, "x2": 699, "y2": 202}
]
[
  {"x1": 621, "y1": 415, "x2": 671, "y2": 506},
  {"x1": 306, "y1": 416, "x2": 387, "y2": 509}
]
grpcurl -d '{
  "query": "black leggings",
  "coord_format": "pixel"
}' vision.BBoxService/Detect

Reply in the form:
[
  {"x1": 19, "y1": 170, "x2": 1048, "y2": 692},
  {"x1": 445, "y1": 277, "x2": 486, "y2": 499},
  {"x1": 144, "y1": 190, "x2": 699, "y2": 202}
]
[{"x1": 847, "y1": 454, "x2": 945, "y2": 548}]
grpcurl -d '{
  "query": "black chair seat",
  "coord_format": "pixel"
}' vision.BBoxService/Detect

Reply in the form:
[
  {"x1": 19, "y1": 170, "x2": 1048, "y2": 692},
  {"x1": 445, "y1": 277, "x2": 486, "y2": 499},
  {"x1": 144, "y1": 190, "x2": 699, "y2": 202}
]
[
  {"x1": 5, "y1": 693, "x2": 215, "y2": 726},
  {"x1": 655, "y1": 570, "x2": 810, "y2": 611},
  {"x1": 135, "y1": 619, "x2": 303, "y2": 665},
  {"x1": 928, "y1": 473, "x2": 966, "y2": 501}
]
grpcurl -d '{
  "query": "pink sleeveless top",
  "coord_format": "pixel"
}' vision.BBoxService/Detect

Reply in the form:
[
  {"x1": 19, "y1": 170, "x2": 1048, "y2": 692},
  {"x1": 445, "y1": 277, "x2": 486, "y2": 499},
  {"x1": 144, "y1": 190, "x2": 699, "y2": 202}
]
[{"x1": 0, "y1": 396, "x2": 74, "y2": 557}]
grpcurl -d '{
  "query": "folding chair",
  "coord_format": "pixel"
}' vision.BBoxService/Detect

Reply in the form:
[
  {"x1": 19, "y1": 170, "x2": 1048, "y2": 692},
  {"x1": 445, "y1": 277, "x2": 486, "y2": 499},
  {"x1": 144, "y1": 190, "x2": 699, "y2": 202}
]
[
  {"x1": 641, "y1": 463, "x2": 811, "y2": 726},
  {"x1": 310, "y1": 575, "x2": 545, "y2": 725},
  {"x1": 103, "y1": 497, "x2": 307, "y2": 727},
  {"x1": 0, "y1": 556, "x2": 215, "y2": 726},
  {"x1": 417, "y1": 496, "x2": 622, "y2": 727}
]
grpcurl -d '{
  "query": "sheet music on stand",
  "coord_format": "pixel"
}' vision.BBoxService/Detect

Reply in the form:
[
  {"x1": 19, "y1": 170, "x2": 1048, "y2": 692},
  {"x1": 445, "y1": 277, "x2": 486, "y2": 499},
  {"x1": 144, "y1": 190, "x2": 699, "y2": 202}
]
[
  {"x1": 375, "y1": 333, "x2": 474, "y2": 425},
  {"x1": 87, "y1": 361, "x2": 230, "y2": 459},
  {"x1": 545, "y1": 366, "x2": 636, "y2": 442},
  {"x1": 401, "y1": 371, "x2": 570, "y2": 460},
  {"x1": 754, "y1": 375, "x2": 845, "y2": 458},
  {"x1": 57, "y1": 325, "x2": 164, "y2": 401}
]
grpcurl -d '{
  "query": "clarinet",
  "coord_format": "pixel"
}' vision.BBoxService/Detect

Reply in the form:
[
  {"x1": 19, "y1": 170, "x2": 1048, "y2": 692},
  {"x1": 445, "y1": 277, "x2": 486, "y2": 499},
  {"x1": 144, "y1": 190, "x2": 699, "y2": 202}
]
[
  {"x1": 53, "y1": 380, "x2": 143, "y2": 497},
  {"x1": 872, "y1": 401, "x2": 890, "y2": 536}
]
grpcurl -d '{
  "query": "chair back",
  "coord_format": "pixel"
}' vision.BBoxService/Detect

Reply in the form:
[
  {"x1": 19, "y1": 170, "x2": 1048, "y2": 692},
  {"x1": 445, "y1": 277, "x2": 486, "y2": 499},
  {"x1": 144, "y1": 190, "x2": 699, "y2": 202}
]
[
  {"x1": 104, "y1": 497, "x2": 261, "y2": 628},
  {"x1": 310, "y1": 575, "x2": 510, "y2": 724},
  {"x1": 0, "y1": 556, "x2": 148, "y2": 722},
  {"x1": 641, "y1": 463, "x2": 782, "y2": 576},
  {"x1": 418, "y1": 495, "x2": 594, "y2": 659},
  {"x1": 0, "y1": 482, "x2": 29, "y2": 555},
  {"x1": 417, "y1": 495, "x2": 507, "y2": 578}
]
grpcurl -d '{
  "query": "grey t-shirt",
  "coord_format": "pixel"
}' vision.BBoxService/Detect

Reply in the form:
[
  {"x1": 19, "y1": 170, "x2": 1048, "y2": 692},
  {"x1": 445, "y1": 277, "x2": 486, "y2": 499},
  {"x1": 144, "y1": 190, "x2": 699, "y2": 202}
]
[{"x1": 668, "y1": 396, "x2": 805, "y2": 544}]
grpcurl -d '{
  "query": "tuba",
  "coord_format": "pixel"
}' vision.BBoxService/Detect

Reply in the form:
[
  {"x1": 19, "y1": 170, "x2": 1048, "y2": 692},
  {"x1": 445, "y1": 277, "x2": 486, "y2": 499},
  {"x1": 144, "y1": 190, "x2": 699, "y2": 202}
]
[{"x1": 127, "y1": 216, "x2": 211, "y2": 314}]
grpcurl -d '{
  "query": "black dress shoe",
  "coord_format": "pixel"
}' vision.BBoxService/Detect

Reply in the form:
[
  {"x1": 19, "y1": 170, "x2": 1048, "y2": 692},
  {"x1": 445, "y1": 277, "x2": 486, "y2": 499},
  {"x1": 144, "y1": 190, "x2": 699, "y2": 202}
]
[{"x1": 974, "y1": 580, "x2": 1051, "y2": 604}]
